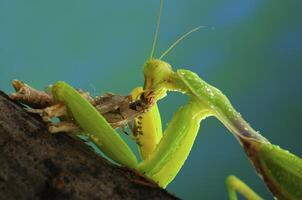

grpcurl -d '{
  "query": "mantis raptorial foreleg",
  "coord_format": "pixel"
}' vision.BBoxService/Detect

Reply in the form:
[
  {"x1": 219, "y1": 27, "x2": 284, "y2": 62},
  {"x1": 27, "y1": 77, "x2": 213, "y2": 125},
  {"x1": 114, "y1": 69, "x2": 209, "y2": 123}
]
[
  {"x1": 226, "y1": 175, "x2": 263, "y2": 200},
  {"x1": 138, "y1": 98, "x2": 212, "y2": 187},
  {"x1": 130, "y1": 87, "x2": 162, "y2": 160}
]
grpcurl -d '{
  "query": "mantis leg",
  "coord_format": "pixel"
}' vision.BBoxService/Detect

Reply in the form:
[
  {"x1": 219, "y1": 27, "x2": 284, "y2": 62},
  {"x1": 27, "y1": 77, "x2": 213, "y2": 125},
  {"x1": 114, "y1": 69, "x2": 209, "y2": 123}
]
[
  {"x1": 130, "y1": 87, "x2": 162, "y2": 160},
  {"x1": 138, "y1": 98, "x2": 212, "y2": 188},
  {"x1": 226, "y1": 175, "x2": 263, "y2": 200}
]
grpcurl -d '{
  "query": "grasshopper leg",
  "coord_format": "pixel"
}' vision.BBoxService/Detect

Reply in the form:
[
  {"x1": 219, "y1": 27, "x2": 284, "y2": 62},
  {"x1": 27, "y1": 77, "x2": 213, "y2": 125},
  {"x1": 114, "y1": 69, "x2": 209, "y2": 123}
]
[
  {"x1": 48, "y1": 121, "x2": 81, "y2": 134},
  {"x1": 10, "y1": 79, "x2": 54, "y2": 108},
  {"x1": 42, "y1": 103, "x2": 68, "y2": 122}
]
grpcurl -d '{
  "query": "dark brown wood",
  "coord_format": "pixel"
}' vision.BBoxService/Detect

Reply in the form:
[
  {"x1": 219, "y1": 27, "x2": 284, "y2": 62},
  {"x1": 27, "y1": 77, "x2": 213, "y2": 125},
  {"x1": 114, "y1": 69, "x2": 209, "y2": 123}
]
[{"x1": 0, "y1": 91, "x2": 179, "y2": 200}]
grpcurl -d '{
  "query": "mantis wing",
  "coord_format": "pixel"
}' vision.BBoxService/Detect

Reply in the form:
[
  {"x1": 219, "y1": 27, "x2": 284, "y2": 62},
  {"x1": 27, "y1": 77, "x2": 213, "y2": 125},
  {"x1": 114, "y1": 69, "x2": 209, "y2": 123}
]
[
  {"x1": 241, "y1": 139, "x2": 302, "y2": 200},
  {"x1": 52, "y1": 81, "x2": 138, "y2": 168}
]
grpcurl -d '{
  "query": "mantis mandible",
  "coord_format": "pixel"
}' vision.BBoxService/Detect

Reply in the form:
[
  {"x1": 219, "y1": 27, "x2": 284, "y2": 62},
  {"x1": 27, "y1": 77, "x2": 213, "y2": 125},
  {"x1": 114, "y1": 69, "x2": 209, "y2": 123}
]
[{"x1": 15, "y1": 1, "x2": 302, "y2": 199}]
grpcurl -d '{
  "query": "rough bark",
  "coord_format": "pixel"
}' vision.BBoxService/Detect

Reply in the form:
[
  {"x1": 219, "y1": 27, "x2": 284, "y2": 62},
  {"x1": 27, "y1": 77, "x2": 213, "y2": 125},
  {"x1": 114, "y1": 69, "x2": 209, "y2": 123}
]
[{"x1": 0, "y1": 91, "x2": 179, "y2": 200}]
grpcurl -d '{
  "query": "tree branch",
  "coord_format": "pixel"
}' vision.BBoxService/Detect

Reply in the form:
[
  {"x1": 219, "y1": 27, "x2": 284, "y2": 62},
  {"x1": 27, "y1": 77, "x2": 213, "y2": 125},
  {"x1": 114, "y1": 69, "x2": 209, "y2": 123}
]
[{"x1": 0, "y1": 91, "x2": 179, "y2": 200}]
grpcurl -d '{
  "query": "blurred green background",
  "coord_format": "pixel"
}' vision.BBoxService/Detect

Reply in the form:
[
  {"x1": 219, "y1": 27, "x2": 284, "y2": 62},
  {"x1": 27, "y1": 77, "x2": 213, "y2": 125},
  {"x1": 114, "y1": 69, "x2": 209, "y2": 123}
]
[{"x1": 0, "y1": 0, "x2": 301, "y2": 199}]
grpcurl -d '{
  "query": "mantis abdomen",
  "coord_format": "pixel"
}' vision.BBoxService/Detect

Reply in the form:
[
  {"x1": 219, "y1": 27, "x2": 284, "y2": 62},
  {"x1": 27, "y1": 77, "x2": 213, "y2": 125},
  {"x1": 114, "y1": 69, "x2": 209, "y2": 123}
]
[{"x1": 242, "y1": 139, "x2": 302, "y2": 200}]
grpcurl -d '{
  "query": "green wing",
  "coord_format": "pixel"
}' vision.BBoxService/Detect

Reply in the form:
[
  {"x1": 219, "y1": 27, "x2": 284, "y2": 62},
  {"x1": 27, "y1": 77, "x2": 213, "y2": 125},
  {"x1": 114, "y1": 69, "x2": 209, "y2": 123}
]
[{"x1": 52, "y1": 81, "x2": 138, "y2": 168}]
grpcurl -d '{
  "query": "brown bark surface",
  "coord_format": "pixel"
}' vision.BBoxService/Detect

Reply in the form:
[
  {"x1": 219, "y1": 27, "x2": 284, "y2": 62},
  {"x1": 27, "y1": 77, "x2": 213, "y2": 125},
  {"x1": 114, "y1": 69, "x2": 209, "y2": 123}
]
[{"x1": 0, "y1": 91, "x2": 179, "y2": 200}]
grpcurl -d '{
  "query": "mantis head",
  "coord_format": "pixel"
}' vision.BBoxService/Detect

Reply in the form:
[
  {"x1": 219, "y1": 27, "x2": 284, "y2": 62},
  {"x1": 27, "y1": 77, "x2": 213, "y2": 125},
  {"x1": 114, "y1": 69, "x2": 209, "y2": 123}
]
[
  {"x1": 143, "y1": 59, "x2": 175, "y2": 102},
  {"x1": 143, "y1": 0, "x2": 201, "y2": 104}
]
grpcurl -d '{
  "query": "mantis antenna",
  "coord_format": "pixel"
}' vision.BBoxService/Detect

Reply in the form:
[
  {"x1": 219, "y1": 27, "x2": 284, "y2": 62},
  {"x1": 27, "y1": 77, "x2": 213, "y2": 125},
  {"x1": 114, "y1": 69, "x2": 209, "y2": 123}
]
[
  {"x1": 159, "y1": 26, "x2": 203, "y2": 60},
  {"x1": 150, "y1": 0, "x2": 164, "y2": 59},
  {"x1": 149, "y1": 0, "x2": 203, "y2": 60}
]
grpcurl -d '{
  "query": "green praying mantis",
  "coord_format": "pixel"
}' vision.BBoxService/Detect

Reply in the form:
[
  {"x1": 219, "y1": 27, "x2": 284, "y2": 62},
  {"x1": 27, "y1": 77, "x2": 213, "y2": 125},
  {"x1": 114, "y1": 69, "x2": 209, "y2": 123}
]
[{"x1": 10, "y1": 1, "x2": 302, "y2": 199}]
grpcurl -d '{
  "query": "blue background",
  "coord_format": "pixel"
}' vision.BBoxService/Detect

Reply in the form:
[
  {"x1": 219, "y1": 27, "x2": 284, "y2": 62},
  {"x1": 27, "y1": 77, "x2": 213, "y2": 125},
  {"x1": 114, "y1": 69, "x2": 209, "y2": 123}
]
[{"x1": 1, "y1": 0, "x2": 301, "y2": 199}]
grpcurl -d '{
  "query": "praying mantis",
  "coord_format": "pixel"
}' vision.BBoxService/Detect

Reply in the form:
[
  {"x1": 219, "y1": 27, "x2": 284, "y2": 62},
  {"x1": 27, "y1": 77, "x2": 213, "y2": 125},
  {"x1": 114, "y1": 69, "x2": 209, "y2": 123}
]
[{"x1": 8, "y1": 1, "x2": 302, "y2": 199}]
